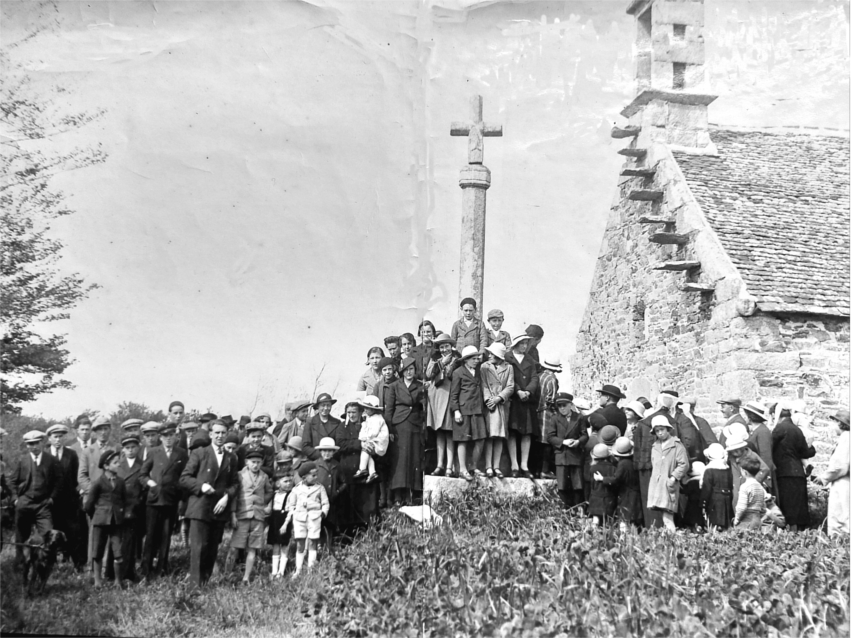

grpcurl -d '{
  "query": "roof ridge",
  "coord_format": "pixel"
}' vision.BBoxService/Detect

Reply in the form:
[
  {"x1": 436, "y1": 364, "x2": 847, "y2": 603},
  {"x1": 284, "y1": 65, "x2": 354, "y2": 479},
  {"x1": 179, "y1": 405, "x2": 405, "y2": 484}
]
[{"x1": 707, "y1": 123, "x2": 850, "y2": 138}]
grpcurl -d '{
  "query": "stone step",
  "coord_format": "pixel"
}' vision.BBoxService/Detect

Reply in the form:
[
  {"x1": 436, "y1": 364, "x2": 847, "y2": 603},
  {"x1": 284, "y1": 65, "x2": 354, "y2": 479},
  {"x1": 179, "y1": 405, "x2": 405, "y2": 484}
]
[
  {"x1": 423, "y1": 474, "x2": 556, "y2": 503},
  {"x1": 638, "y1": 215, "x2": 675, "y2": 224},
  {"x1": 629, "y1": 189, "x2": 663, "y2": 201},
  {"x1": 621, "y1": 167, "x2": 656, "y2": 178},
  {"x1": 611, "y1": 125, "x2": 640, "y2": 139},
  {"x1": 681, "y1": 283, "x2": 715, "y2": 293},
  {"x1": 617, "y1": 148, "x2": 647, "y2": 159},
  {"x1": 650, "y1": 232, "x2": 689, "y2": 245},
  {"x1": 653, "y1": 260, "x2": 701, "y2": 271}
]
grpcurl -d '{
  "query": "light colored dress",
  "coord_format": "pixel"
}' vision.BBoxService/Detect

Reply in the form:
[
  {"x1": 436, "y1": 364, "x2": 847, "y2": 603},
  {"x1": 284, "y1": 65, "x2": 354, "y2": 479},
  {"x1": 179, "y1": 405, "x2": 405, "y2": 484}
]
[
  {"x1": 480, "y1": 360, "x2": 514, "y2": 438},
  {"x1": 359, "y1": 414, "x2": 390, "y2": 457},
  {"x1": 822, "y1": 430, "x2": 850, "y2": 536},
  {"x1": 425, "y1": 354, "x2": 459, "y2": 432}
]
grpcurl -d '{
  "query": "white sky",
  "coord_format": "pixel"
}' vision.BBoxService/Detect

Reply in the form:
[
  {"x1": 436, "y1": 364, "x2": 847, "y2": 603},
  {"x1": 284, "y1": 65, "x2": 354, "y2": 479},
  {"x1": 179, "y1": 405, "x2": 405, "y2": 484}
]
[{"x1": 4, "y1": 0, "x2": 848, "y2": 419}]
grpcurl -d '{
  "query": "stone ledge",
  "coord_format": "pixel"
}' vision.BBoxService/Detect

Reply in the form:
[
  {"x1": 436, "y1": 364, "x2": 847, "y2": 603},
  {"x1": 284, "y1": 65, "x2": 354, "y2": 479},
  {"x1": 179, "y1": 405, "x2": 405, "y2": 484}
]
[{"x1": 423, "y1": 475, "x2": 556, "y2": 503}]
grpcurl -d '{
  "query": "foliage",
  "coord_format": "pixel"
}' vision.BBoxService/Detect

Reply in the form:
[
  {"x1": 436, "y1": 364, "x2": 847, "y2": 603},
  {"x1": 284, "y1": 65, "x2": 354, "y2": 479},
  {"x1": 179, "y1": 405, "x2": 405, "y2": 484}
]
[
  {"x1": 310, "y1": 486, "x2": 850, "y2": 637},
  {"x1": 0, "y1": 1, "x2": 105, "y2": 414},
  {"x1": 108, "y1": 401, "x2": 166, "y2": 429}
]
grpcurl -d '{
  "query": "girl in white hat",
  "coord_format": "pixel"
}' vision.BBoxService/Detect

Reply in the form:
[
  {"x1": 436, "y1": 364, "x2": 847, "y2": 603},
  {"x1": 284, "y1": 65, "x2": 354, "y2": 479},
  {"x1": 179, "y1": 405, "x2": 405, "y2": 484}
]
[
  {"x1": 480, "y1": 342, "x2": 514, "y2": 478},
  {"x1": 353, "y1": 397, "x2": 389, "y2": 483},
  {"x1": 700, "y1": 443, "x2": 734, "y2": 531}
]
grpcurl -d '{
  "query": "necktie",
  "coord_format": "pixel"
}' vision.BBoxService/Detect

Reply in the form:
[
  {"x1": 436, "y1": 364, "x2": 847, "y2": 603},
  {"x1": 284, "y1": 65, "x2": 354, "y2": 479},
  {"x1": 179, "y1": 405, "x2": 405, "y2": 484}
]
[
  {"x1": 216, "y1": 446, "x2": 223, "y2": 455},
  {"x1": 31, "y1": 454, "x2": 38, "y2": 464}
]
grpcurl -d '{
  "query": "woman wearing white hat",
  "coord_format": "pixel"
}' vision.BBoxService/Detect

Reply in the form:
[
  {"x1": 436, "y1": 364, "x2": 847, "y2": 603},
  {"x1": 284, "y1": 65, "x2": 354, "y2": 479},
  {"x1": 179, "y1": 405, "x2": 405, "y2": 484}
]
[
  {"x1": 480, "y1": 342, "x2": 515, "y2": 478},
  {"x1": 425, "y1": 333, "x2": 461, "y2": 477}
]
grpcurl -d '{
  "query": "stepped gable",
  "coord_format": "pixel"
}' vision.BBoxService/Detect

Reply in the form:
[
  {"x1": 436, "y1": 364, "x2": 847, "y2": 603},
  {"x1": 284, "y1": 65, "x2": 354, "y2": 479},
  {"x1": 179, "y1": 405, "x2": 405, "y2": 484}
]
[{"x1": 674, "y1": 129, "x2": 851, "y2": 316}]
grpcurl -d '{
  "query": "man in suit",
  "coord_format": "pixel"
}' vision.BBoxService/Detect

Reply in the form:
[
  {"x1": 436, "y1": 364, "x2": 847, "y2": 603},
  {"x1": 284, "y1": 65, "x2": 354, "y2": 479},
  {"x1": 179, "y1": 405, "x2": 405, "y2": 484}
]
[
  {"x1": 597, "y1": 384, "x2": 628, "y2": 436},
  {"x1": 718, "y1": 398, "x2": 748, "y2": 446},
  {"x1": 140, "y1": 421, "x2": 161, "y2": 463},
  {"x1": 301, "y1": 394, "x2": 343, "y2": 461},
  {"x1": 139, "y1": 423, "x2": 188, "y2": 579},
  {"x1": 115, "y1": 434, "x2": 146, "y2": 581},
  {"x1": 545, "y1": 393, "x2": 589, "y2": 508},
  {"x1": 8, "y1": 430, "x2": 61, "y2": 567},
  {"x1": 67, "y1": 414, "x2": 93, "y2": 458},
  {"x1": 45, "y1": 424, "x2": 85, "y2": 570},
  {"x1": 179, "y1": 420, "x2": 239, "y2": 587},
  {"x1": 269, "y1": 400, "x2": 311, "y2": 450},
  {"x1": 78, "y1": 415, "x2": 118, "y2": 569}
]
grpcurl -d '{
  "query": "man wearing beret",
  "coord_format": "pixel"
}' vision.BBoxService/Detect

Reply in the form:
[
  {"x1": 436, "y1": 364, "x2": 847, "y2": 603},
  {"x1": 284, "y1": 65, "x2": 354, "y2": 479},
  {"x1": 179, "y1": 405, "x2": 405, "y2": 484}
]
[
  {"x1": 45, "y1": 424, "x2": 86, "y2": 570},
  {"x1": 179, "y1": 420, "x2": 239, "y2": 587},
  {"x1": 140, "y1": 423, "x2": 188, "y2": 579},
  {"x1": 8, "y1": 431, "x2": 61, "y2": 568}
]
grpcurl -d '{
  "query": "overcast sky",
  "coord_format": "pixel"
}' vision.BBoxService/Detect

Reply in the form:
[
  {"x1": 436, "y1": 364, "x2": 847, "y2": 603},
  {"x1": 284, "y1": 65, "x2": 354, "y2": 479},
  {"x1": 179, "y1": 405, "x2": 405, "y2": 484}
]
[{"x1": 4, "y1": 0, "x2": 848, "y2": 419}]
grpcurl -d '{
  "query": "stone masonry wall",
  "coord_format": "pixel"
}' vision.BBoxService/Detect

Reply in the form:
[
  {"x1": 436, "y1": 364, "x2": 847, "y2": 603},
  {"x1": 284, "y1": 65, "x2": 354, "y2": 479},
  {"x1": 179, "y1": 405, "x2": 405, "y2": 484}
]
[{"x1": 570, "y1": 142, "x2": 849, "y2": 470}]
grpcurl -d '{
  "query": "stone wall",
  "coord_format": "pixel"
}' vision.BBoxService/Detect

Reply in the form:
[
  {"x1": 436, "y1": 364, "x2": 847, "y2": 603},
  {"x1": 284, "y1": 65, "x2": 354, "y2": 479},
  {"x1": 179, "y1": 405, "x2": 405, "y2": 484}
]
[{"x1": 570, "y1": 143, "x2": 849, "y2": 470}]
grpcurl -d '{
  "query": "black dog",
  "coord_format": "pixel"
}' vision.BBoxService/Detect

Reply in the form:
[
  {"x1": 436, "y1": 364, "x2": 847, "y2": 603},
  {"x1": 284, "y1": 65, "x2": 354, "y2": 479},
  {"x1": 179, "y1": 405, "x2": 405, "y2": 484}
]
[{"x1": 21, "y1": 529, "x2": 66, "y2": 597}]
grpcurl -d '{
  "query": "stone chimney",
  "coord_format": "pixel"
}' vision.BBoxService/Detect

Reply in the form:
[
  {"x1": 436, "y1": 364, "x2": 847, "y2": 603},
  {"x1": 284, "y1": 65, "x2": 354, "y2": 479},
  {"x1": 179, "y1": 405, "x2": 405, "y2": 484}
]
[{"x1": 620, "y1": 0, "x2": 717, "y2": 152}]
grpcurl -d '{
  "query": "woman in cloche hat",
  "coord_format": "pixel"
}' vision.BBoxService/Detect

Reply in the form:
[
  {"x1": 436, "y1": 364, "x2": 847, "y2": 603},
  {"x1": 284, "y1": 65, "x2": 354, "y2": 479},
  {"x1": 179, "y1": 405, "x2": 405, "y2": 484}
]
[
  {"x1": 480, "y1": 341, "x2": 514, "y2": 478},
  {"x1": 425, "y1": 333, "x2": 461, "y2": 477}
]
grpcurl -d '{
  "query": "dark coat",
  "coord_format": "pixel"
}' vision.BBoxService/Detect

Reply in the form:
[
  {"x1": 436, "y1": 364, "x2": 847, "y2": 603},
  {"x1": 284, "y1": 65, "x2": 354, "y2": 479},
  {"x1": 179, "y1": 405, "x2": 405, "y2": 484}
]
[
  {"x1": 236, "y1": 443, "x2": 275, "y2": 478},
  {"x1": 8, "y1": 453, "x2": 61, "y2": 509},
  {"x1": 600, "y1": 403, "x2": 628, "y2": 436},
  {"x1": 117, "y1": 457, "x2": 145, "y2": 519},
  {"x1": 701, "y1": 466, "x2": 734, "y2": 529},
  {"x1": 772, "y1": 418, "x2": 815, "y2": 478},
  {"x1": 632, "y1": 421, "x2": 655, "y2": 472},
  {"x1": 505, "y1": 351, "x2": 539, "y2": 435},
  {"x1": 674, "y1": 413, "x2": 706, "y2": 463},
  {"x1": 601, "y1": 457, "x2": 642, "y2": 524},
  {"x1": 747, "y1": 422, "x2": 775, "y2": 472},
  {"x1": 301, "y1": 414, "x2": 345, "y2": 461},
  {"x1": 330, "y1": 418, "x2": 378, "y2": 529},
  {"x1": 84, "y1": 474, "x2": 127, "y2": 526},
  {"x1": 179, "y1": 446, "x2": 239, "y2": 523},
  {"x1": 45, "y1": 446, "x2": 79, "y2": 507},
  {"x1": 139, "y1": 446, "x2": 189, "y2": 507},
  {"x1": 385, "y1": 378, "x2": 425, "y2": 427},
  {"x1": 449, "y1": 364, "x2": 485, "y2": 416},
  {"x1": 588, "y1": 459, "x2": 618, "y2": 518},
  {"x1": 693, "y1": 414, "x2": 718, "y2": 445},
  {"x1": 545, "y1": 412, "x2": 588, "y2": 466}
]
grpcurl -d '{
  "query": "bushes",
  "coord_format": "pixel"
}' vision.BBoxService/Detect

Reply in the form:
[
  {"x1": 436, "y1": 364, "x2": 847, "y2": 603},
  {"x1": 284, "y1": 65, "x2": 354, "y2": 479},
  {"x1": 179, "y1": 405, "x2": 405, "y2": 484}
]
[{"x1": 311, "y1": 486, "x2": 850, "y2": 637}]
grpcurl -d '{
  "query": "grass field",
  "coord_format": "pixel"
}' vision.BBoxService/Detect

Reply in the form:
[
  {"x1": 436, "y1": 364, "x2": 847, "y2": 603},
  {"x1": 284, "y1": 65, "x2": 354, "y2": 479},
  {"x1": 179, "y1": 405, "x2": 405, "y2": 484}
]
[{"x1": 2, "y1": 486, "x2": 849, "y2": 637}]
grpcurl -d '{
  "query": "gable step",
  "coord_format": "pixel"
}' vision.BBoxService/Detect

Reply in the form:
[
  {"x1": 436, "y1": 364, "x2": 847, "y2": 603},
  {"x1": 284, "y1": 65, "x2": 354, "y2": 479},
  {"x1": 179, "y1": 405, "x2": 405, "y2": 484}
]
[
  {"x1": 654, "y1": 260, "x2": 700, "y2": 272},
  {"x1": 618, "y1": 148, "x2": 647, "y2": 159},
  {"x1": 621, "y1": 167, "x2": 656, "y2": 178},
  {"x1": 629, "y1": 189, "x2": 663, "y2": 201},
  {"x1": 650, "y1": 232, "x2": 689, "y2": 245},
  {"x1": 638, "y1": 215, "x2": 675, "y2": 224},
  {"x1": 611, "y1": 125, "x2": 640, "y2": 139},
  {"x1": 680, "y1": 283, "x2": 715, "y2": 293}
]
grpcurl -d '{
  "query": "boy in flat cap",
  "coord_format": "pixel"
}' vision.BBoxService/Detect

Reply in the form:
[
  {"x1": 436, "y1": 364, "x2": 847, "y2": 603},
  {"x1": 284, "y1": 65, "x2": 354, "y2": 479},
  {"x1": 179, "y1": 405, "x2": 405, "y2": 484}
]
[
  {"x1": 139, "y1": 423, "x2": 188, "y2": 579},
  {"x1": 484, "y1": 309, "x2": 512, "y2": 349},
  {"x1": 115, "y1": 434, "x2": 146, "y2": 581},
  {"x1": 230, "y1": 448, "x2": 274, "y2": 584},
  {"x1": 45, "y1": 424, "x2": 85, "y2": 570},
  {"x1": 451, "y1": 297, "x2": 488, "y2": 352},
  {"x1": 237, "y1": 421, "x2": 275, "y2": 479},
  {"x1": 9, "y1": 430, "x2": 61, "y2": 568},
  {"x1": 78, "y1": 416, "x2": 119, "y2": 570},
  {"x1": 84, "y1": 450, "x2": 128, "y2": 587}
]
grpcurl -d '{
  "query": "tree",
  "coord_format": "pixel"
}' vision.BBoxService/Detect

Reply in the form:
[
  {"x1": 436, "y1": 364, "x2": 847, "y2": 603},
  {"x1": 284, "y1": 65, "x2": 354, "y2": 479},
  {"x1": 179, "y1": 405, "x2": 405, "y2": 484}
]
[
  {"x1": 0, "y1": 2, "x2": 105, "y2": 413},
  {"x1": 108, "y1": 402, "x2": 166, "y2": 429}
]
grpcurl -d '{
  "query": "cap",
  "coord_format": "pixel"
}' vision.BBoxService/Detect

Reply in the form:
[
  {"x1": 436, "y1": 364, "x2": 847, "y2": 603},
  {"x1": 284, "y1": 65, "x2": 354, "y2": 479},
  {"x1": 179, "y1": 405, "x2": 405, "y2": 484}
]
[
  {"x1": 120, "y1": 419, "x2": 144, "y2": 430},
  {"x1": 45, "y1": 424, "x2": 69, "y2": 437},
  {"x1": 487, "y1": 309, "x2": 504, "y2": 320},
  {"x1": 22, "y1": 430, "x2": 46, "y2": 443}
]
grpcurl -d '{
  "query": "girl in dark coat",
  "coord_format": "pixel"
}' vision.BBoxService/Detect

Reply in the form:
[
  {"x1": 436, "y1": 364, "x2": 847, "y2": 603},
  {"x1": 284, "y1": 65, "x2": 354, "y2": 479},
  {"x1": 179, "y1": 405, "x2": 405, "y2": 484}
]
[
  {"x1": 583, "y1": 413, "x2": 606, "y2": 503},
  {"x1": 700, "y1": 443, "x2": 734, "y2": 530},
  {"x1": 505, "y1": 335, "x2": 539, "y2": 478},
  {"x1": 597, "y1": 437, "x2": 642, "y2": 527},
  {"x1": 449, "y1": 346, "x2": 488, "y2": 482},
  {"x1": 588, "y1": 444, "x2": 617, "y2": 524}
]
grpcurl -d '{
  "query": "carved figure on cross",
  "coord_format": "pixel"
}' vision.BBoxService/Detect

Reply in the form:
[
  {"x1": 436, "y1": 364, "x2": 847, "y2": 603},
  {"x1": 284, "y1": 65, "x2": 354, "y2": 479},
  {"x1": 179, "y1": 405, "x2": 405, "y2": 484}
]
[{"x1": 450, "y1": 95, "x2": 503, "y2": 165}]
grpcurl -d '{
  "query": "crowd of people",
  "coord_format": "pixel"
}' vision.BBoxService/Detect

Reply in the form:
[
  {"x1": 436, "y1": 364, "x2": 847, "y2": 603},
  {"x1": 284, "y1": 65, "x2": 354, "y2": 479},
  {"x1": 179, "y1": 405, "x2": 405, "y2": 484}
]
[{"x1": 3, "y1": 297, "x2": 849, "y2": 591}]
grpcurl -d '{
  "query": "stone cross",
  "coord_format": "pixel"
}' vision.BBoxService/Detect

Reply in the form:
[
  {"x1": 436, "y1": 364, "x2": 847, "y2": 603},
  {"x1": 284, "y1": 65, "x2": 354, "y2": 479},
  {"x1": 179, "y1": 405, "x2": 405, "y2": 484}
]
[{"x1": 450, "y1": 95, "x2": 503, "y2": 314}]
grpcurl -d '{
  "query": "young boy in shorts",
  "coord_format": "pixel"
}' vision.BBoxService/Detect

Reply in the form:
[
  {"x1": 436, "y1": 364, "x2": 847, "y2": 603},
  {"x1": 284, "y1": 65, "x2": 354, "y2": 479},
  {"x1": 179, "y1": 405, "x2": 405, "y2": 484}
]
[{"x1": 230, "y1": 449, "x2": 274, "y2": 583}]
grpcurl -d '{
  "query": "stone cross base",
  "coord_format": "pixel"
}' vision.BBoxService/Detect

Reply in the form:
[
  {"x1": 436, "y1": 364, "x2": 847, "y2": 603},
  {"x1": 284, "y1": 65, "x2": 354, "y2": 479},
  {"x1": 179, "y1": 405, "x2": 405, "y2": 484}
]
[{"x1": 423, "y1": 475, "x2": 556, "y2": 503}]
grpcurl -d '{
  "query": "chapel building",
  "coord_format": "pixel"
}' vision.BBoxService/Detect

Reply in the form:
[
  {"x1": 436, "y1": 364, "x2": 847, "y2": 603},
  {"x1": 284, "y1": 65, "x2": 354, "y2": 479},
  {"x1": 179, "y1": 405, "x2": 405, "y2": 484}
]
[{"x1": 570, "y1": 0, "x2": 850, "y2": 460}]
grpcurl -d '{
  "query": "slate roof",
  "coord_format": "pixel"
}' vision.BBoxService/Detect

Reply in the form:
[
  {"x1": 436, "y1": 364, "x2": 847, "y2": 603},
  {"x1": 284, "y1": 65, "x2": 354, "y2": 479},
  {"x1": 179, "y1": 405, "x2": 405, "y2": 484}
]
[{"x1": 674, "y1": 129, "x2": 850, "y2": 316}]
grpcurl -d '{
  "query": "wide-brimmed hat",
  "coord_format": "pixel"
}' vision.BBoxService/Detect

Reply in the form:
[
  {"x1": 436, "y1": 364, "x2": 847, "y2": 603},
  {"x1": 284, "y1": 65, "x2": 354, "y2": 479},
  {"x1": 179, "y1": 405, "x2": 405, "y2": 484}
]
[
  {"x1": 704, "y1": 443, "x2": 726, "y2": 462},
  {"x1": 612, "y1": 437, "x2": 634, "y2": 457},
  {"x1": 831, "y1": 409, "x2": 851, "y2": 428},
  {"x1": 98, "y1": 449, "x2": 119, "y2": 469},
  {"x1": 742, "y1": 401, "x2": 769, "y2": 422},
  {"x1": 92, "y1": 415, "x2": 111, "y2": 431},
  {"x1": 624, "y1": 400, "x2": 646, "y2": 419},
  {"x1": 541, "y1": 356, "x2": 563, "y2": 372},
  {"x1": 358, "y1": 395, "x2": 383, "y2": 411},
  {"x1": 433, "y1": 333, "x2": 456, "y2": 347},
  {"x1": 313, "y1": 393, "x2": 337, "y2": 408},
  {"x1": 600, "y1": 425, "x2": 620, "y2": 446},
  {"x1": 120, "y1": 418, "x2": 144, "y2": 430},
  {"x1": 483, "y1": 342, "x2": 507, "y2": 360},
  {"x1": 511, "y1": 334, "x2": 531, "y2": 348},
  {"x1": 591, "y1": 443, "x2": 610, "y2": 460},
  {"x1": 458, "y1": 346, "x2": 481, "y2": 362},
  {"x1": 287, "y1": 436, "x2": 304, "y2": 452},
  {"x1": 597, "y1": 384, "x2": 626, "y2": 400},
  {"x1": 220, "y1": 415, "x2": 236, "y2": 427},
  {"x1": 724, "y1": 436, "x2": 748, "y2": 452},
  {"x1": 22, "y1": 430, "x2": 46, "y2": 443},
  {"x1": 199, "y1": 413, "x2": 218, "y2": 423},
  {"x1": 289, "y1": 399, "x2": 313, "y2": 414},
  {"x1": 660, "y1": 390, "x2": 679, "y2": 398},
  {"x1": 399, "y1": 357, "x2": 417, "y2": 372},
  {"x1": 716, "y1": 397, "x2": 742, "y2": 407},
  {"x1": 487, "y1": 309, "x2": 504, "y2": 320},
  {"x1": 650, "y1": 415, "x2": 674, "y2": 430},
  {"x1": 573, "y1": 398, "x2": 592, "y2": 411},
  {"x1": 554, "y1": 392, "x2": 574, "y2": 404},
  {"x1": 315, "y1": 437, "x2": 339, "y2": 452},
  {"x1": 141, "y1": 421, "x2": 162, "y2": 434},
  {"x1": 45, "y1": 424, "x2": 69, "y2": 437}
]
